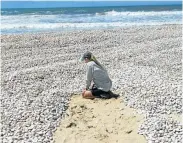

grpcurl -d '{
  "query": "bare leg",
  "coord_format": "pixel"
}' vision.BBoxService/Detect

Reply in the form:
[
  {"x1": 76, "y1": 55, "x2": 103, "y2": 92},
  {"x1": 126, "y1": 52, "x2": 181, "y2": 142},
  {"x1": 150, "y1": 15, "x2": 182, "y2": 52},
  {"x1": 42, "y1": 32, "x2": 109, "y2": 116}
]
[{"x1": 82, "y1": 90, "x2": 95, "y2": 99}]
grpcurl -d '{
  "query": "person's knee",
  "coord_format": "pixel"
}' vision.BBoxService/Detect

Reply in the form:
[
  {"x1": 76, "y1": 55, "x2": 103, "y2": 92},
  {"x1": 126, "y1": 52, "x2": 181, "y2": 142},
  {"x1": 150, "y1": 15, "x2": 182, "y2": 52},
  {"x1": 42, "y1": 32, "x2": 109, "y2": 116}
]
[
  {"x1": 83, "y1": 91, "x2": 92, "y2": 98},
  {"x1": 83, "y1": 91, "x2": 94, "y2": 99},
  {"x1": 82, "y1": 90, "x2": 86, "y2": 97}
]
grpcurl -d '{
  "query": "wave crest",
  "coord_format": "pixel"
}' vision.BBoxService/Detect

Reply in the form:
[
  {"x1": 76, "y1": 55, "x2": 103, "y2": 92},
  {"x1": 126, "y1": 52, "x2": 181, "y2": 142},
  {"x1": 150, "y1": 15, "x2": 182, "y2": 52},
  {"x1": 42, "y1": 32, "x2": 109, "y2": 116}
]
[{"x1": 101, "y1": 10, "x2": 181, "y2": 16}]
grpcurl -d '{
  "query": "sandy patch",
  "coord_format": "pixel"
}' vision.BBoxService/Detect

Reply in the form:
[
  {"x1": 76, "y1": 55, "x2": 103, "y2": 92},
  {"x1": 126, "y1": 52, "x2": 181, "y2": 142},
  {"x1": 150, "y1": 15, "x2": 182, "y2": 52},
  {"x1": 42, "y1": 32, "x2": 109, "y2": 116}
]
[{"x1": 54, "y1": 95, "x2": 146, "y2": 143}]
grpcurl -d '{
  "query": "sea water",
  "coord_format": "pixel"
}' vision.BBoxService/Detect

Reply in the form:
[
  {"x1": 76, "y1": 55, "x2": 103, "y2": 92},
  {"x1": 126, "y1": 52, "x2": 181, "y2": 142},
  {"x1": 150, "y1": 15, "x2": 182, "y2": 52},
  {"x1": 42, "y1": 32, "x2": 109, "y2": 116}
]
[{"x1": 1, "y1": 5, "x2": 182, "y2": 34}]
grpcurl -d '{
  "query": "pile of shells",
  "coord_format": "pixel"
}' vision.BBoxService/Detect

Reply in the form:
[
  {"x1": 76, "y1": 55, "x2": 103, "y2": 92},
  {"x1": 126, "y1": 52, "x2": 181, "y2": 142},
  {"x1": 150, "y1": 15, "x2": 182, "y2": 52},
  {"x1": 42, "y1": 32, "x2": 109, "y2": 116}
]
[
  {"x1": 139, "y1": 116, "x2": 182, "y2": 143},
  {"x1": 1, "y1": 24, "x2": 182, "y2": 142}
]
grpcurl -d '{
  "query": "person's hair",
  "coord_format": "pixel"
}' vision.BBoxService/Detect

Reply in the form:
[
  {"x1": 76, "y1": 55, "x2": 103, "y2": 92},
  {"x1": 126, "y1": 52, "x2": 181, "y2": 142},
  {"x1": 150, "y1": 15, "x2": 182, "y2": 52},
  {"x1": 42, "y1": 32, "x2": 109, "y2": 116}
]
[
  {"x1": 82, "y1": 51, "x2": 106, "y2": 71},
  {"x1": 90, "y1": 54, "x2": 106, "y2": 71}
]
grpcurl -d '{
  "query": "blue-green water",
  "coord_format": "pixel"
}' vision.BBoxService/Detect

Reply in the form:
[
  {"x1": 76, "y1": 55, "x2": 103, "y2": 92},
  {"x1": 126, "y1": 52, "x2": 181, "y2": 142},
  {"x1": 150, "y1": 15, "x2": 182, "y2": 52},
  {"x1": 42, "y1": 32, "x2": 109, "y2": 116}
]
[{"x1": 1, "y1": 5, "x2": 182, "y2": 34}]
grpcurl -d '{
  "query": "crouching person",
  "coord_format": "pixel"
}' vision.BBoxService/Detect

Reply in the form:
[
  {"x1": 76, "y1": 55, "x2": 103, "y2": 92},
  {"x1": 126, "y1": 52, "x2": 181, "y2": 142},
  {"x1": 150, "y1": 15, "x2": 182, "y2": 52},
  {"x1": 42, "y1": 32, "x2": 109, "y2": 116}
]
[{"x1": 80, "y1": 51, "x2": 119, "y2": 99}]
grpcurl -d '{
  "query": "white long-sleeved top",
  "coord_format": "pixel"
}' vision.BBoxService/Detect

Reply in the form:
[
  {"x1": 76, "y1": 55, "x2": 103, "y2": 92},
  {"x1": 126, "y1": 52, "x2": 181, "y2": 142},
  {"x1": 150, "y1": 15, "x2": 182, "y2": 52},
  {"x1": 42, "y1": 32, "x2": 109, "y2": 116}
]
[{"x1": 86, "y1": 61, "x2": 112, "y2": 92}]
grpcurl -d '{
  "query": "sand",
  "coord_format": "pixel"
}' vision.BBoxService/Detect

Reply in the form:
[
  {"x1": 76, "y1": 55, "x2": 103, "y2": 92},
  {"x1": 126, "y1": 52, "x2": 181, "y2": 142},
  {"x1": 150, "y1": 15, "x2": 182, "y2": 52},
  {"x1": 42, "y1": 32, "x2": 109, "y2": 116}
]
[{"x1": 54, "y1": 94, "x2": 146, "y2": 143}]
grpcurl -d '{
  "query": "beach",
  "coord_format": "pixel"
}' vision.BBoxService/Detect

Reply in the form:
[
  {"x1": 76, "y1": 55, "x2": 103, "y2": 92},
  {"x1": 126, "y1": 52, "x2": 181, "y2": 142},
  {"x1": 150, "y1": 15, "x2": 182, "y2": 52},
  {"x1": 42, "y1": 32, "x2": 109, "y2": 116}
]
[{"x1": 1, "y1": 24, "x2": 182, "y2": 143}]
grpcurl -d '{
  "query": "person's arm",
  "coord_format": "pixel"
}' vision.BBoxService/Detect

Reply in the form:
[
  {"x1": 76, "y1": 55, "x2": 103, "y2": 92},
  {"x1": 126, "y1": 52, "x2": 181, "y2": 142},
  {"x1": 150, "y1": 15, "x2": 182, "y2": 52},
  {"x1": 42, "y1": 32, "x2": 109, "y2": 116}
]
[{"x1": 86, "y1": 65, "x2": 93, "y2": 90}]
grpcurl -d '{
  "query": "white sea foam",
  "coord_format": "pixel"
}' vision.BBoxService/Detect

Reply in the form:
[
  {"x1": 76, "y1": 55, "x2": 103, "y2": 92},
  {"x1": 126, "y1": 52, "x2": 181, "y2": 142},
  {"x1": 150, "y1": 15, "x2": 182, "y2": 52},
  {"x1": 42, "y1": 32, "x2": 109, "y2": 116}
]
[
  {"x1": 103, "y1": 10, "x2": 181, "y2": 16},
  {"x1": 1, "y1": 21, "x2": 181, "y2": 30},
  {"x1": 1, "y1": 10, "x2": 182, "y2": 33}
]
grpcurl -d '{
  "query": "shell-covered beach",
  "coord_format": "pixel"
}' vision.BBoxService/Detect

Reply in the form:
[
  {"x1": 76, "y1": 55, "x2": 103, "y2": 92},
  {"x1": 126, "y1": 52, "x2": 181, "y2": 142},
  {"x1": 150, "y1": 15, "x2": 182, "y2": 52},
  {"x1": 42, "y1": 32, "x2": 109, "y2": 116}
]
[{"x1": 1, "y1": 24, "x2": 182, "y2": 143}]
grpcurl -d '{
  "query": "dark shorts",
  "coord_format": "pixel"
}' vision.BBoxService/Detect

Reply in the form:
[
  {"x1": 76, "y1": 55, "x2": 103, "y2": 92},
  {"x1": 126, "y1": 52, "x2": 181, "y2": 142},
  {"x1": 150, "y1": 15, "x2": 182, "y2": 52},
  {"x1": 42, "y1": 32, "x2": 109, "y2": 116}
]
[{"x1": 90, "y1": 85, "x2": 109, "y2": 97}]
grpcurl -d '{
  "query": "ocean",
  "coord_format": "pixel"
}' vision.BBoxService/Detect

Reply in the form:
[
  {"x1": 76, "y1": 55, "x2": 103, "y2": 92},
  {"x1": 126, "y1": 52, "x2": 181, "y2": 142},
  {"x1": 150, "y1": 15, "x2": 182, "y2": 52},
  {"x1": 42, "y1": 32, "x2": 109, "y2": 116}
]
[{"x1": 1, "y1": 5, "x2": 182, "y2": 34}]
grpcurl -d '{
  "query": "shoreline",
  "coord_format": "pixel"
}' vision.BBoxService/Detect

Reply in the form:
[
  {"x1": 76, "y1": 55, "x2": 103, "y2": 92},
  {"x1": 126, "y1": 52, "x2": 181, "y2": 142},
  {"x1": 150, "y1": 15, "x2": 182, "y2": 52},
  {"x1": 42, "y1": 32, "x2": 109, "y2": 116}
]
[
  {"x1": 1, "y1": 24, "x2": 182, "y2": 143},
  {"x1": 1, "y1": 23, "x2": 182, "y2": 36}
]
